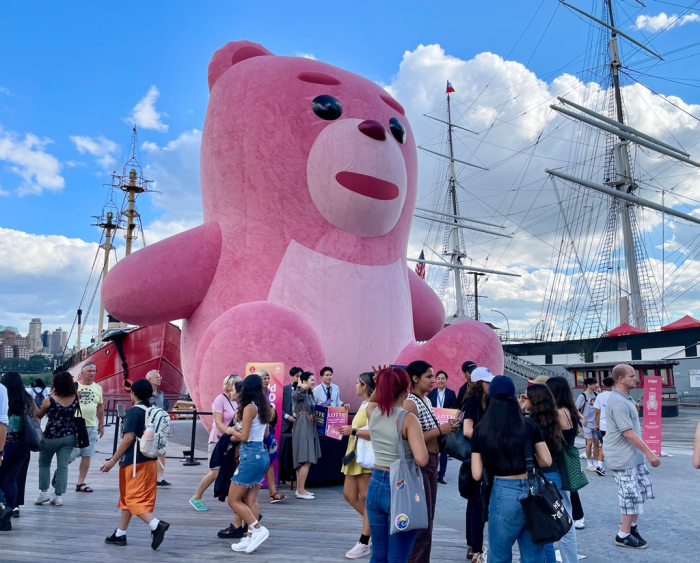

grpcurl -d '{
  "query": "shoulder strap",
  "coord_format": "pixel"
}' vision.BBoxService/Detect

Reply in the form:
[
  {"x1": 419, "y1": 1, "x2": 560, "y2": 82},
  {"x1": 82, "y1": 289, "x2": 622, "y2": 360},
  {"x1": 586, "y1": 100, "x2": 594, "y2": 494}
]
[
  {"x1": 524, "y1": 431, "x2": 536, "y2": 488},
  {"x1": 562, "y1": 409, "x2": 573, "y2": 429},
  {"x1": 222, "y1": 393, "x2": 235, "y2": 411},
  {"x1": 396, "y1": 409, "x2": 408, "y2": 460},
  {"x1": 412, "y1": 393, "x2": 440, "y2": 428}
]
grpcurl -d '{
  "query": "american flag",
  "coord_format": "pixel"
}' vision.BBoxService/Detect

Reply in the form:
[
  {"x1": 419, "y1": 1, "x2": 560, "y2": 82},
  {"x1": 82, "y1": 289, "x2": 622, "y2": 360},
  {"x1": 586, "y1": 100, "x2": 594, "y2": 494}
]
[
  {"x1": 415, "y1": 250, "x2": 426, "y2": 279},
  {"x1": 446, "y1": 81, "x2": 455, "y2": 94}
]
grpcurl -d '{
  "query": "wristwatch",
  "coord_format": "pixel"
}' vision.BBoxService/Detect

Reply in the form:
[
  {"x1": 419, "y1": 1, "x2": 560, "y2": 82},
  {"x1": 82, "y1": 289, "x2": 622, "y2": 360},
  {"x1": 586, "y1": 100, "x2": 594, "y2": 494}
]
[{"x1": 351, "y1": 428, "x2": 357, "y2": 437}]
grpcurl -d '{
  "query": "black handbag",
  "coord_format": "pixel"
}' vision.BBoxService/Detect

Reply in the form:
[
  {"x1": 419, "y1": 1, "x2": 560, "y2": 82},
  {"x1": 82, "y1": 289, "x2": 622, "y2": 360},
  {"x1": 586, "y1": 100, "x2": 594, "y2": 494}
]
[
  {"x1": 74, "y1": 398, "x2": 90, "y2": 449},
  {"x1": 23, "y1": 414, "x2": 44, "y2": 452},
  {"x1": 519, "y1": 435, "x2": 572, "y2": 545},
  {"x1": 444, "y1": 429, "x2": 471, "y2": 461}
]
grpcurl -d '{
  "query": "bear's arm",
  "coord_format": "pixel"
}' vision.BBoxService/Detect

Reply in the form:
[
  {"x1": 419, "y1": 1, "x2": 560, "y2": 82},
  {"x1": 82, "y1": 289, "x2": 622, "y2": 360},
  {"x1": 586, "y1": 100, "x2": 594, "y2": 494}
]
[
  {"x1": 101, "y1": 221, "x2": 222, "y2": 326},
  {"x1": 407, "y1": 267, "x2": 445, "y2": 342}
]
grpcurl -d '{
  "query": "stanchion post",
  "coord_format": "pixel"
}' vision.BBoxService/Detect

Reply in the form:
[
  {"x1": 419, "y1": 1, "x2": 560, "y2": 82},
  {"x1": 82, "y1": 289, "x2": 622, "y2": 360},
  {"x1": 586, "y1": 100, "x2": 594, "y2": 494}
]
[
  {"x1": 182, "y1": 410, "x2": 201, "y2": 466},
  {"x1": 110, "y1": 414, "x2": 120, "y2": 458},
  {"x1": 104, "y1": 399, "x2": 112, "y2": 427}
]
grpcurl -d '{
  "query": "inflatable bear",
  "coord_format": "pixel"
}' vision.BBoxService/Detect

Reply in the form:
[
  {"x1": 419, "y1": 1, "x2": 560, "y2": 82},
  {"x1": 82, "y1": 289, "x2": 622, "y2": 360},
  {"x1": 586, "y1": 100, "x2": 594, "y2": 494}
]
[{"x1": 102, "y1": 40, "x2": 504, "y2": 412}]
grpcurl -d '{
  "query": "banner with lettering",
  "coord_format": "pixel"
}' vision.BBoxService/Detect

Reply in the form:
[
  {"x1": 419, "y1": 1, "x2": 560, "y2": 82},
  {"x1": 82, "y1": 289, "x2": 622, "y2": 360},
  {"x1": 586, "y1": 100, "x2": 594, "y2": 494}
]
[
  {"x1": 643, "y1": 375, "x2": 662, "y2": 455},
  {"x1": 315, "y1": 405, "x2": 348, "y2": 440},
  {"x1": 245, "y1": 362, "x2": 285, "y2": 486}
]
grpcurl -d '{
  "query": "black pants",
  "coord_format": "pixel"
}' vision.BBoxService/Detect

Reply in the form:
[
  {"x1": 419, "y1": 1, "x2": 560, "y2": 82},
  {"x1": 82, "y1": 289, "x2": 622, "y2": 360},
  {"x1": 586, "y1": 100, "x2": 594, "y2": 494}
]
[
  {"x1": 465, "y1": 477, "x2": 485, "y2": 553},
  {"x1": 570, "y1": 490, "x2": 584, "y2": 520},
  {"x1": 408, "y1": 452, "x2": 438, "y2": 563}
]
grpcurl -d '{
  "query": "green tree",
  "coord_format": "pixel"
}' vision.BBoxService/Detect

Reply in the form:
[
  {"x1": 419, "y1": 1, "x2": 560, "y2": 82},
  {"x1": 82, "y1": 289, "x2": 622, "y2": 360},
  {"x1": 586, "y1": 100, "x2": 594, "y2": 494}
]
[{"x1": 1, "y1": 358, "x2": 29, "y2": 372}]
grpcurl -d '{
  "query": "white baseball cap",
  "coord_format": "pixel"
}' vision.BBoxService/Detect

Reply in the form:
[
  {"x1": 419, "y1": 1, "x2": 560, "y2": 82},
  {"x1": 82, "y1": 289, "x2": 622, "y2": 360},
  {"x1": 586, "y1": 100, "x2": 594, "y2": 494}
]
[{"x1": 471, "y1": 367, "x2": 494, "y2": 383}]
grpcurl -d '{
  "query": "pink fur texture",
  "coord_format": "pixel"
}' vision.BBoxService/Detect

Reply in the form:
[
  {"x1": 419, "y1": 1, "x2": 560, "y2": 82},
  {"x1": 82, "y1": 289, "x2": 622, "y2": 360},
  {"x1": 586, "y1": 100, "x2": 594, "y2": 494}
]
[{"x1": 102, "y1": 40, "x2": 504, "y2": 412}]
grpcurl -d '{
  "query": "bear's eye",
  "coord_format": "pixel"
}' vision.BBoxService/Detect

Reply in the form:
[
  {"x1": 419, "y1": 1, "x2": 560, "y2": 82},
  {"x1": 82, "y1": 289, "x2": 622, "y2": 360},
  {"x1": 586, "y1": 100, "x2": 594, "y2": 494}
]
[
  {"x1": 312, "y1": 95, "x2": 342, "y2": 121},
  {"x1": 389, "y1": 117, "x2": 406, "y2": 144}
]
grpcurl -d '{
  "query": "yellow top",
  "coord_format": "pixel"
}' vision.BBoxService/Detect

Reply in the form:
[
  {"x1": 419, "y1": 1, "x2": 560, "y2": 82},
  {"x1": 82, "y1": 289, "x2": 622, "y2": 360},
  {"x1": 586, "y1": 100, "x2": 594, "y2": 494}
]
[{"x1": 341, "y1": 402, "x2": 372, "y2": 476}]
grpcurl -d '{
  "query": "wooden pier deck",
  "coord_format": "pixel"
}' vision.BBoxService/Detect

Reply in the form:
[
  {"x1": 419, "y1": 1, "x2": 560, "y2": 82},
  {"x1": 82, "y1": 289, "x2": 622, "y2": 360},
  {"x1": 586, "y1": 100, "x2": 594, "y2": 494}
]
[{"x1": 0, "y1": 423, "x2": 468, "y2": 563}]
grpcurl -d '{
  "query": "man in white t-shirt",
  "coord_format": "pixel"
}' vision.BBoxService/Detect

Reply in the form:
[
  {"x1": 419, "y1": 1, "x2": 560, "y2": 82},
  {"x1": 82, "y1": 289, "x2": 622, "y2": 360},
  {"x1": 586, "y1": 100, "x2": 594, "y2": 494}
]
[
  {"x1": 70, "y1": 362, "x2": 104, "y2": 492},
  {"x1": 576, "y1": 378, "x2": 600, "y2": 472},
  {"x1": 594, "y1": 377, "x2": 614, "y2": 476}
]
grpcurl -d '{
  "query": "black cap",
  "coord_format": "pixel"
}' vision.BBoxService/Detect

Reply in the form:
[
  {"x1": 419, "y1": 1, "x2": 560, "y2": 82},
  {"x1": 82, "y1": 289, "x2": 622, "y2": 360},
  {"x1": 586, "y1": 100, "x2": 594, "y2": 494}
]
[
  {"x1": 488, "y1": 375, "x2": 516, "y2": 401},
  {"x1": 462, "y1": 361, "x2": 477, "y2": 373},
  {"x1": 243, "y1": 374, "x2": 263, "y2": 389}
]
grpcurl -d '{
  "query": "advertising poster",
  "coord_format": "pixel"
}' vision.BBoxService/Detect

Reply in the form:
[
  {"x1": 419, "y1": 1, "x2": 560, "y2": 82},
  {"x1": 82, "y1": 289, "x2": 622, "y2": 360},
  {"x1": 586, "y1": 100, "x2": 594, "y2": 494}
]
[
  {"x1": 433, "y1": 407, "x2": 461, "y2": 426},
  {"x1": 245, "y1": 362, "x2": 284, "y2": 487},
  {"x1": 643, "y1": 375, "x2": 662, "y2": 455},
  {"x1": 315, "y1": 405, "x2": 348, "y2": 439}
]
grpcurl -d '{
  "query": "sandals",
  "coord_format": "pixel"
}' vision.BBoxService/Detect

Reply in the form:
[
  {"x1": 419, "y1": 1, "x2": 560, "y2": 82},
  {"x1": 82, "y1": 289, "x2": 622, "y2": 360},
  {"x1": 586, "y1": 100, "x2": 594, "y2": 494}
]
[
  {"x1": 269, "y1": 493, "x2": 288, "y2": 503},
  {"x1": 76, "y1": 483, "x2": 94, "y2": 493}
]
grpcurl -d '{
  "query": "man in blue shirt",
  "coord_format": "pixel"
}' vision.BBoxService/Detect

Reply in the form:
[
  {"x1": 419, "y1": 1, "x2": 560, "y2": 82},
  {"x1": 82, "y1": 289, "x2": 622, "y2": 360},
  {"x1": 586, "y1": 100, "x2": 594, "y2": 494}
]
[{"x1": 312, "y1": 367, "x2": 349, "y2": 408}]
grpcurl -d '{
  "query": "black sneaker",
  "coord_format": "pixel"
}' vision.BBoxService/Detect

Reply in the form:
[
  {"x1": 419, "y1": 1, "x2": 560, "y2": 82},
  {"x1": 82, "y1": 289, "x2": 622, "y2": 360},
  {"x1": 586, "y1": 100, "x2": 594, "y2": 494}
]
[
  {"x1": 157, "y1": 479, "x2": 171, "y2": 487},
  {"x1": 11, "y1": 508, "x2": 19, "y2": 518},
  {"x1": 595, "y1": 466, "x2": 606, "y2": 476},
  {"x1": 0, "y1": 505, "x2": 12, "y2": 525},
  {"x1": 218, "y1": 523, "x2": 246, "y2": 539},
  {"x1": 151, "y1": 520, "x2": 170, "y2": 550},
  {"x1": 615, "y1": 533, "x2": 647, "y2": 549},
  {"x1": 630, "y1": 525, "x2": 646, "y2": 544},
  {"x1": 0, "y1": 521, "x2": 11, "y2": 532},
  {"x1": 438, "y1": 476, "x2": 447, "y2": 484},
  {"x1": 105, "y1": 530, "x2": 127, "y2": 546}
]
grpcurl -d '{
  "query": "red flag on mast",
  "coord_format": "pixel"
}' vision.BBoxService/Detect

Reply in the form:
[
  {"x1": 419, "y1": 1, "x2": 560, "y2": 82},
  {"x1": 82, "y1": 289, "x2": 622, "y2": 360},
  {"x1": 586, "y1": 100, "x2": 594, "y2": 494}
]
[
  {"x1": 415, "y1": 250, "x2": 426, "y2": 279},
  {"x1": 446, "y1": 81, "x2": 455, "y2": 94}
]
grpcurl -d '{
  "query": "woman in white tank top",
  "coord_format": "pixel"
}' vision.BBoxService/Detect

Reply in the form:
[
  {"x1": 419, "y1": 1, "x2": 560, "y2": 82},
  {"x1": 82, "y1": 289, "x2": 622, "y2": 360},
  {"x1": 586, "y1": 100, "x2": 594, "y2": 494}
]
[{"x1": 226, "y1": 374, "x2": 272, "y2": 554}]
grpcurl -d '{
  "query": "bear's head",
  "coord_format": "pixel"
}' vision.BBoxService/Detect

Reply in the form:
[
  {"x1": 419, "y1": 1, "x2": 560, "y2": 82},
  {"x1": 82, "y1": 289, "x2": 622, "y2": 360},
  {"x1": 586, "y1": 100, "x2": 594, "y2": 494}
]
[{"x1": 201, "y1": 40, "x2": 417, "y2": 266}]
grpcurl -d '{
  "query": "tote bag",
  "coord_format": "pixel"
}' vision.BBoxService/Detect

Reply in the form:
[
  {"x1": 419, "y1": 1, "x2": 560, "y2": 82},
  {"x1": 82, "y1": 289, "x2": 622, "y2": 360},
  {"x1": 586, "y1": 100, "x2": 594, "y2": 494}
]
[
  {"x1": 23, "y1": 414, "x2": 44, "y2": 452},
  {"x1": 390, "y1": 410, "x2": 429, "y2": 534},
  {"x1": 519, "y1": 435, "x2": 572, "y2": 545},
  {"x1": 356, "y1": 426, "x2": 375, "y2": 469},
  {"x1": 557, "y1": 441, "x2": 589, "y2": 492},
  {"x1": 74, "y1": 399, "x2": 90, "y2": 449}
]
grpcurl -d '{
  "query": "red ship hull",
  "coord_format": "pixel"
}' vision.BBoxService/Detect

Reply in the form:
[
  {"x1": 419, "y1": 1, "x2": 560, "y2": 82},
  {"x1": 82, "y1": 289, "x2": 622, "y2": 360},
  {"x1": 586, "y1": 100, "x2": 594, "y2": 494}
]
[{"x1": 68, "y1": 323, "x2": 185, "y2": 395}]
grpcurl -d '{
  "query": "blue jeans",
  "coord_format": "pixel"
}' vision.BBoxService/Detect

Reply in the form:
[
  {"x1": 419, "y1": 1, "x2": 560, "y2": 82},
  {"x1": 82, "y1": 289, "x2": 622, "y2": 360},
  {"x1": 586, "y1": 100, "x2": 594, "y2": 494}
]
[
  {"x1": 542, "y1": 471, "x2": 578, "y2": 563},
  {"x1": 0, "y1": 442, "x2": 31, "y2": 508},
  {"x1": 488, "y1": 478, "x2": 544, "y2": 563},
  {"x1": 366, "y1": 469, "x2": 417, "y2": 563},
  {"x1": 438, "y1": 450, "x2": 448, "y2": 478}
]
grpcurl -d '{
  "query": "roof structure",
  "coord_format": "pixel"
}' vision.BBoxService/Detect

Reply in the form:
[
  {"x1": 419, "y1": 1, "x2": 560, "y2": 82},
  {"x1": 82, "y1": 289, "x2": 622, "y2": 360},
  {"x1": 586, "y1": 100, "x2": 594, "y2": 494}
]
[
  {"x1": 661, "y1": 315, "x2": 700, "y2": 331},
  {"x1": 605, "y1": 322, "x2": 647, "y2": 337}
]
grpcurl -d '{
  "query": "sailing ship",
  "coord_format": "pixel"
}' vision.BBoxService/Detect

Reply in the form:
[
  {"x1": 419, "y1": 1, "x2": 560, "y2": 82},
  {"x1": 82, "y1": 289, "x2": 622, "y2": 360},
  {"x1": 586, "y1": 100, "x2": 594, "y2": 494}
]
[
  {"x1": 60, "y1": 127, "x2": 185, "y2": 395},
  {"x1": 412, "y1": 1, "x2": 700, "y2": 412}
]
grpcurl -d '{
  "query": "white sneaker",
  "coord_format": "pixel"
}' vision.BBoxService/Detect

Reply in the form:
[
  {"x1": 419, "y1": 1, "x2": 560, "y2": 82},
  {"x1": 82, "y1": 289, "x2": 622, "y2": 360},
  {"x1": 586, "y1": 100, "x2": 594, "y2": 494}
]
[
  {"x1": 231, "y1": 535, "x2": 252, "y2": 552},
  {"x1": 50, "y1": 496, "x2": 63, "y2": 506},
  {"x1": 246, "y1": 525, "x2": 269, "y2": 553},
  {"x1": 586, "y1": 464, "x2": 596, "y2": 472},
  {"x1": 574, "y1": 518, "x2": 585, "y2": 529},
  {"x1": 295, "y1": 491, "x2": 315, "y2": 500},
  {"x1": 346, "y1": 541, "x2": 371, "y2": 559},
  {"x1": 35, "y1": 494, "x2": 50, "y2": 505}
]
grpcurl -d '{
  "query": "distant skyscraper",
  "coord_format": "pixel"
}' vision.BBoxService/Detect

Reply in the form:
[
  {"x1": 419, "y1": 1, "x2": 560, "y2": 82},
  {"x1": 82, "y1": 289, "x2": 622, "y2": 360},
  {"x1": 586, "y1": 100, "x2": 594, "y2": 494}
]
[
  {"x1": 28, "y1": 318, "x2": 42, "y2": 352},
  {"x1": 50, "y1": 327, "x2": 67, "y2": 356},
  {"x1": 42, "y1": 330, "x2": 50, "y2": 348}
]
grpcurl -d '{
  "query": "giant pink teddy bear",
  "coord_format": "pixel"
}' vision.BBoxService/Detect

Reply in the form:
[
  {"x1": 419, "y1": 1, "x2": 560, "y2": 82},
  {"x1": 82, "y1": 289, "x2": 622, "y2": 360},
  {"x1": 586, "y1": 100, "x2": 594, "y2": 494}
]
[{"x1": 102, "y1": 40, "x2": 504, "y2": 412}]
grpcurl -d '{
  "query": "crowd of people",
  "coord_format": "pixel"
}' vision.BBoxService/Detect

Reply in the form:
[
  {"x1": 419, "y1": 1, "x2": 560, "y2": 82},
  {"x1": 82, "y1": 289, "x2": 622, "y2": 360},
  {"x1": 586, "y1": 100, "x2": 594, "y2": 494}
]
[{"x1": 0, "y1": 358, "x2": 696, "y2": 561}]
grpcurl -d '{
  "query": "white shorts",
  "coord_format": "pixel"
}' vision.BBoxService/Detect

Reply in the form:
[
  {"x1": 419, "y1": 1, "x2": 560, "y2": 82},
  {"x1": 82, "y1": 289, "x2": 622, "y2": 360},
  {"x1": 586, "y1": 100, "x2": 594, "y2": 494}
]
[
  {"x1": 70, "y1": 426, "x2": 99, "y2": 460},
  {"x1": 583, "y1": 426, "x2": 598, "y2": 440}
]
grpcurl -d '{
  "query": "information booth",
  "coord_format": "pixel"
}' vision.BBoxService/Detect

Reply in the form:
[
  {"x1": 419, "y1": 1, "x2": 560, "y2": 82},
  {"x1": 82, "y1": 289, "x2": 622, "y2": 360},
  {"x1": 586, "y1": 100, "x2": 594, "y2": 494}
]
[{"x1": 565, "y1": 360, "x2": 679, "y2": 417}]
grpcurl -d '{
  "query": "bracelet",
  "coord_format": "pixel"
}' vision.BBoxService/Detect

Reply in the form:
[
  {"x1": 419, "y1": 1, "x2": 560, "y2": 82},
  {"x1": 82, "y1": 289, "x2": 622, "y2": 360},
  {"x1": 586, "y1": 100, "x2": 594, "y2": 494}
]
[{"x1": 352, "y1": 428, "x2": 357, "y2": 437}]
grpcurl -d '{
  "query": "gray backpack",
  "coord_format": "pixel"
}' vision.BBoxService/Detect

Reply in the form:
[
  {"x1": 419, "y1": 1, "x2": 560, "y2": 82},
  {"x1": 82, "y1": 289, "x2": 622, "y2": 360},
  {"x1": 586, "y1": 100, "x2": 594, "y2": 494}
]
[{"x1": 390, "y1": 410, "x2": 429, "y2": 534}]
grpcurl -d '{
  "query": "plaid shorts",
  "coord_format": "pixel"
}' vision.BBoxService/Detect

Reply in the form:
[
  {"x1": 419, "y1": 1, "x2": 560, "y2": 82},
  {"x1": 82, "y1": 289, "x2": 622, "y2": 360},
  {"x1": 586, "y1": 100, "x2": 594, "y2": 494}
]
[{"x1": 613, "y1": 464, "x2": 654, "y2": 515}]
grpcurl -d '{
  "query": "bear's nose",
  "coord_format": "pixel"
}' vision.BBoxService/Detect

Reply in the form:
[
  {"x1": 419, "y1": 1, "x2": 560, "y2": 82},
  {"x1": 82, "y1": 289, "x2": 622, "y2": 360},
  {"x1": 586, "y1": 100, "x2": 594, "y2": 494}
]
[{"x1": 358, "y1": 120, "x2": 386, "y2": 141}]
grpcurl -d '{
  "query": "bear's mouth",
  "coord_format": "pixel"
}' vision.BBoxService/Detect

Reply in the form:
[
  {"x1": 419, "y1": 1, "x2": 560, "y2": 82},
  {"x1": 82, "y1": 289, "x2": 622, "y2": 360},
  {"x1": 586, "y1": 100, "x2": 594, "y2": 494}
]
[{"x1": 335, "y1": 171, "x2": 399, "y2": 201}]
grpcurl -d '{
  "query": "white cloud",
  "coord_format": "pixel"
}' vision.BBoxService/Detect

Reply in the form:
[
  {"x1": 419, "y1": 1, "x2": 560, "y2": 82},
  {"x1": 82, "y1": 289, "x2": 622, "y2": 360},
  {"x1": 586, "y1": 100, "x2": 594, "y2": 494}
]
[
  {"x1": 128, "y1": 85, "x2": 168, "y2": 132},
  {"x1": 0, "y1": 86, "x2": 10, "y2": 95},
  {"x1": 296, "y1": 51, "x2": 316, "y2": 60},
  {"x1": 0, "y1": 127, "x2": 64, "y2": 195},
  {"x1": 635, "y1": 12, "x2": 700, "y2": 32},
  {"x1": 390, "y1": 44, "x2": 700, "y2": 335},
  {"x1": 69, "y1": 135, "x2": 119, "y2": 170}
]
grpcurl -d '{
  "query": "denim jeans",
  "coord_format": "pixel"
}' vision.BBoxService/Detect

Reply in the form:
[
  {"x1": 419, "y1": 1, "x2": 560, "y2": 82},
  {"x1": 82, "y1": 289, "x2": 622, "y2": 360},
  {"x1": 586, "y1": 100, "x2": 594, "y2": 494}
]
[
  {"x1": 39, "y1": 434, "x2": 75, "y2": 495},
  {"x1": 438, "y1": 450, "x2": 448, "y2": 478},
  {"x1": 488, "y1": 477, "x2": 544, "y2": 563},
  {"x1": 366, "y1": 469, "x2": 417, "y2": 563},
  {"x1": 0, "y1": 442, "x2": 31, "y2": 508},
  {"x1": 542, "y1": 471, "x2": 578, "y2": 563}
]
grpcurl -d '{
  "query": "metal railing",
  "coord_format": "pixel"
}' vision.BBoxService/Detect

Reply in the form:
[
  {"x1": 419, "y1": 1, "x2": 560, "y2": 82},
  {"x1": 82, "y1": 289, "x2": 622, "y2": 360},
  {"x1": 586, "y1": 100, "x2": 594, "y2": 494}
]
[
  {"x1": 503, "y1": 352, "x2": 559, "y2": 380},
  {"x1": 678, "y1": 394, "x2": 700, "y2": 407}
]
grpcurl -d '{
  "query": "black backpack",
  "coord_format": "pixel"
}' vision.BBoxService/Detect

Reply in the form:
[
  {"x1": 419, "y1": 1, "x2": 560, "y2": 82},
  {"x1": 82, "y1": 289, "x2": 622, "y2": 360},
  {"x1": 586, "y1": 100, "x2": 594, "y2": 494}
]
[{"x1": 34, "y1": 388, "x2": 46, "y2": 409}]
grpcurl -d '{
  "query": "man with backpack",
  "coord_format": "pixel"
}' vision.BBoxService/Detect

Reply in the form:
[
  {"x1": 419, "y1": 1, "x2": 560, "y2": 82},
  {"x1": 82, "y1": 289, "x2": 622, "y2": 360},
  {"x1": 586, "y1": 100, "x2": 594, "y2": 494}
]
[
  {"x1": 30, "y1": 379, "x2": 47, "y2": 409},
  {"x1": 100, "y1": 378, "x2": 170, "y2": 550},
  {"x1": 146, "y1": 370, "x2": 170, "y2": 486},
  {"x1": 576, "y1": 378, "x2": 601, "y2": 473}
]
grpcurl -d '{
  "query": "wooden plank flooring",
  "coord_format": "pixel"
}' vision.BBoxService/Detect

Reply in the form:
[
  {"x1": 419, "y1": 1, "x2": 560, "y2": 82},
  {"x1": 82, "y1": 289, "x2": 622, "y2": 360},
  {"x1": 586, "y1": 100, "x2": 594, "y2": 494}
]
[{"x1": 0, "y1": 423, "x2": 471, "y2": 562}]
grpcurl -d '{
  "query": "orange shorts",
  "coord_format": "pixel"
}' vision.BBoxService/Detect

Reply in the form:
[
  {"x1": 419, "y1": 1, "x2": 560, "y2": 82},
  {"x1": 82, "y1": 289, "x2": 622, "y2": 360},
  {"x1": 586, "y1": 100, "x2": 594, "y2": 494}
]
[{"x1": 118, "y1": 460, "x2": 157, "y2": 515}]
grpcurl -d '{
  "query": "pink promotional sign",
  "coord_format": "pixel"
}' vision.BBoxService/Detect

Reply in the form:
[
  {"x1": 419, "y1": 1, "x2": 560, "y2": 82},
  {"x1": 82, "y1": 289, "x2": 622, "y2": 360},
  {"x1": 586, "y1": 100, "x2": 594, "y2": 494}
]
[
  {"x1": 245, "y1": 362, "x2": 285, "y2": 487},
  {"x1": 643, "y1": 376, "x2": 662, "y2": 455},
  {"x1": 433, "y1": 408, "x2": 461, "y2": 426}
]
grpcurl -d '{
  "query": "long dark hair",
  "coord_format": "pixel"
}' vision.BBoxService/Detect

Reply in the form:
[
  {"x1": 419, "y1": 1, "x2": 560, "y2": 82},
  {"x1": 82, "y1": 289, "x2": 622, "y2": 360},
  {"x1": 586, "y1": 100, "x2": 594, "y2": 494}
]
[
  {"x1": 1, "y1": 372, "x2": 34, "y2": 416},
  {"x1": 51, "y1": 371, "x2": 77, "y2": 399},
  {"x1": 237, "y1": 387, "x2": 271, "y2": 425},
  {"x1": 466, "y1": 380, "x2": 490, "y2": 410},
  {"x1": 546, "y1": 377, "x2": 581, "y2": 427},
  {"x1": 475, "y1": 398, "x2": 526, "y2": 470},
  {"x1": 526, "y1": 384, "x2": 562, "y2": 455}
]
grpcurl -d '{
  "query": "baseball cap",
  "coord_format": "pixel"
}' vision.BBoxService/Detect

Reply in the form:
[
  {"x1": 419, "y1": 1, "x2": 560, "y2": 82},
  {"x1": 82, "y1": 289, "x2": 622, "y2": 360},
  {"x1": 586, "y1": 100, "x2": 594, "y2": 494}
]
[
  {"x1": 242, "y1": 374, "x2": 263, "y2": 389},
  {"x1": 488, "y1": 375, "x2": 516, "y2": 401},
  {"x1": 462, "y1": 361, "x2": 477, "y2": 373},
  {"x1": 532, "y1": 375, "x2": 550, "y2": 385},
  {"x1": 471, "y1": 367, "x2": 494, "y2": 384}
]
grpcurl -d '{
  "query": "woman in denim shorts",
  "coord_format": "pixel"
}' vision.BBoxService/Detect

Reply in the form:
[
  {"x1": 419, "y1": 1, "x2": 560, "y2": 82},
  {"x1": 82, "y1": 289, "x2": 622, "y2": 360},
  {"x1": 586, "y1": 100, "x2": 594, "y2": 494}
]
[{"x1": 226, "y1": 374, "x2": 272, "y2": 554}]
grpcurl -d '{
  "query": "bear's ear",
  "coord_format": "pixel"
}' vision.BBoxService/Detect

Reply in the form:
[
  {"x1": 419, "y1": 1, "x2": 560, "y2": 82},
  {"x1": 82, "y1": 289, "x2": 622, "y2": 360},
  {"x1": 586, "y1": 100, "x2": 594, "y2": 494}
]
[{"x1": 208, "y1": 40, "x2": 274, "y2": 92}]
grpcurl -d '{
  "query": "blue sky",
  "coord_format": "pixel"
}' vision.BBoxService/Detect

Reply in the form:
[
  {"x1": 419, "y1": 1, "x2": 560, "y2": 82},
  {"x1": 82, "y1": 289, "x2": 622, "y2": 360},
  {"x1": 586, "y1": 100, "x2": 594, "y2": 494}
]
[{"x1": 2, "y1": 0, "x2": 700, "y2": 340}]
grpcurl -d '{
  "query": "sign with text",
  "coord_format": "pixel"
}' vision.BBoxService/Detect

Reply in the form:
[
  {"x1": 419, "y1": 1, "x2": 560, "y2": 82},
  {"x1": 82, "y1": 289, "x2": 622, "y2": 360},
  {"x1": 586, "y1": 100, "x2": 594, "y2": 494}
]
[
  {"x1": 433, "y1": 408, "x2": 461, "y2": 426},
  {"x1": 643, "y1": 375, "x2": 662, "y2": 455},
  {"x1": 245, "y1": 362, "x2": 284, "y2": 487},
  {"x1": 315, "y1": 405, "x2": 348, "y2": 440},
  {"x1": 689, "y1": 370, "x2": 700, "y2": 388}
]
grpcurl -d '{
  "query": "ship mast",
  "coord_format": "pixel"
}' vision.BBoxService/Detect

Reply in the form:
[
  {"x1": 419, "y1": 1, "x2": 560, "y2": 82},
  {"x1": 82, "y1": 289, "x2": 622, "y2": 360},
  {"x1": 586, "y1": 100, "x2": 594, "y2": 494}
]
[
  {"x1": 96, "y1": 211, "x2": 118, "y2": 337},
  {"x1": 118, "y1": 126, "x2": 152, "y2": 257}
]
